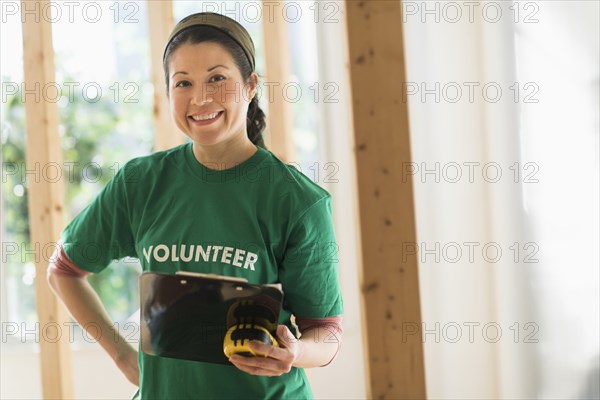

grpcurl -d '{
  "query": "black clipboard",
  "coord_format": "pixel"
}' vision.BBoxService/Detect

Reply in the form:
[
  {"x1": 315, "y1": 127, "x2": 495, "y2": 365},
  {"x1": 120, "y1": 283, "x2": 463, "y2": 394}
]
[{"x1": 139, "y1": 271, "x2": 284, "y2": 365}]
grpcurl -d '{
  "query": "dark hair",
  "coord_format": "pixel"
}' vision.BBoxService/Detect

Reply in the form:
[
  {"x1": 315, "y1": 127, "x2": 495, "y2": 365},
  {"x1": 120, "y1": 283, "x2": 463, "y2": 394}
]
[{"x1": 163, "y1": 26, "x2": 266, "y2": 149}]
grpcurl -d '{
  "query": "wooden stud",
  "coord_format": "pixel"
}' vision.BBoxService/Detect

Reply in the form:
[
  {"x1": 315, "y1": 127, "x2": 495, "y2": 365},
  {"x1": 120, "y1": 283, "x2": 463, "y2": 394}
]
[
  {"x1": 20, "y1": 1, "x2": 73, "y2": 398},
  {"x1": 148, "y1": 0, "x2": 184, "y2": 151},
  {"x1": 261, "y1": 0, "x2": 295, "y2": 162},
  {"x1": 345, "y1": 1, "x2": 427, "y2": 398}
]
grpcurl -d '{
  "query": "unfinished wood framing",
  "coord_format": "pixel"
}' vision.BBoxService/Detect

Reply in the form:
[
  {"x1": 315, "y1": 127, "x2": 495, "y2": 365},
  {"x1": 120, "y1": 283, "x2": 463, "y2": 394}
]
[
  {"x1": 261, "y1": 0, "x2": 295, "y2": 162},
  {"x1": 148, "y1": 0, "x2": 183, "y2": 151},
  {"x1": 345, "y1": 1, "x2": 427, "y2": 398},
  {"x1": 20, "y1": 0, "x2": 73, "y2": 398}
]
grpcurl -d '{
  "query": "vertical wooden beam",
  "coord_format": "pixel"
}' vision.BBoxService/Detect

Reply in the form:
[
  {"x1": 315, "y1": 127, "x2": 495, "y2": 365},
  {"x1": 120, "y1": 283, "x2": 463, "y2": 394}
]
[
  {"x1": 20, "y1": 1, "x2": 73, "y2": 398},
  {"x1": 148, "y1": 0, "x2": 183, "y2": 151},
  {"x1": 261, "y1": 0, "x2": 295, "y2": 162},
  {"x1": 345, "y1": 1, "x2": 427, "y2": 398}
]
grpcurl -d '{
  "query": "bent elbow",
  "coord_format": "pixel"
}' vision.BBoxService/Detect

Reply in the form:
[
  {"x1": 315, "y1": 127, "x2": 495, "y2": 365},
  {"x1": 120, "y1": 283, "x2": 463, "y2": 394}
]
[{"x1": 47, "y1": 265, "x2": 59, "y2": 291}]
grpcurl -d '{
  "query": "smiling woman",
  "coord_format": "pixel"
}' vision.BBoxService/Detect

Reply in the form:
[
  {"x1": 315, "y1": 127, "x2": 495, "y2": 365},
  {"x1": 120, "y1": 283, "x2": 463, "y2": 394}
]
[
  {"x1": 166, "y1": 41, "x2": 258, "y2": 155},
  {"x1": 47, "y1": 11, "x2": 344, "y2": 400},
  {"x1": 163, "y1": 18, "x2": 265, "y2": 156}
]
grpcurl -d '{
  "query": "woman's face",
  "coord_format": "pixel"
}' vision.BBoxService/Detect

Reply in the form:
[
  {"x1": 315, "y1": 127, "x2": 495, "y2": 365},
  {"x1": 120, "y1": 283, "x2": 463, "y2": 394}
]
[{"x1": 167, "y1": 42, "x2": 257, "y2": 147}]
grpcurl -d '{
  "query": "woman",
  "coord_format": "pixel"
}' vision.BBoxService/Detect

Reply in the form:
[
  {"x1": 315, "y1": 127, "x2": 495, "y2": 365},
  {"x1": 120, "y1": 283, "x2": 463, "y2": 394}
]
[{"x1": 48, "y1": 12, "x2": 344, "y2": 399}]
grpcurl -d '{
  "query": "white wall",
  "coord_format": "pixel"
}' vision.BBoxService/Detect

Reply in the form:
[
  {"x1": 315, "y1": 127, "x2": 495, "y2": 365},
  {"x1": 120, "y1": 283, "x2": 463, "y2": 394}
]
[{"x1": 1, "y1": 343, "x2": 137, "y2": 400}]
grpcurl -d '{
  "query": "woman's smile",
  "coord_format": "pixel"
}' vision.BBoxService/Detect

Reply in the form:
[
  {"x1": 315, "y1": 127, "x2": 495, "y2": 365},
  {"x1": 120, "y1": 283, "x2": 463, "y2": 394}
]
[{"x1": 188, "y1": 110, "x2": 224, "y2": 126}]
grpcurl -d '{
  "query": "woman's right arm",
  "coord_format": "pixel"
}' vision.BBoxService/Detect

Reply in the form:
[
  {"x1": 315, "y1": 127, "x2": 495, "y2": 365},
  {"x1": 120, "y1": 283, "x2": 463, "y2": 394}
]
[{"x1": 47, "y1": 246, "x2": 140, "y2": 387}]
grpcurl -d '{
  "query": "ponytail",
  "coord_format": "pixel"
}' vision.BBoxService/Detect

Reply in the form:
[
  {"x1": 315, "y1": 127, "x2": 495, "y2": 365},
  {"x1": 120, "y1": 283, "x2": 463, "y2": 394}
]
[{"x1": 246, "y1": 96, "x2": 266, "y2": 149}]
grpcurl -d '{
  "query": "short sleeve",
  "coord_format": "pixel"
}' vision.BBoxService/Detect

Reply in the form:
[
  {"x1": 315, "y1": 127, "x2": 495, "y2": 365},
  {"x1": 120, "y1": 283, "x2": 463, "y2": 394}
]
[
  {"x1": 279, "y1": 196, "x2": 344, "y2": 318},
  {"x1": 60, "y1": 163, "x2": 136, "y2": 274}
]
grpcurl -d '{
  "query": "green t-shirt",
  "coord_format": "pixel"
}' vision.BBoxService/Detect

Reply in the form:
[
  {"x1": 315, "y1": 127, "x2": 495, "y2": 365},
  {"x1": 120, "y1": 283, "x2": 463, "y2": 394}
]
[{"x1": 61, "y1": 143, "x2": 344, "y2": 400}]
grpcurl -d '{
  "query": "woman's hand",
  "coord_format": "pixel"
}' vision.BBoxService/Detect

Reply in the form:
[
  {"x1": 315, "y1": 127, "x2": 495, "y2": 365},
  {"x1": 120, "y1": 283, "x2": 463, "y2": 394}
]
[
  {"x1": 114, "y1": 345, "x2": 140, "y2": 387},
  {"x1": 228, "y1": 325, "x2": 302, "y2": 376},
  {"x1": 46, "y1": 270, "x2": 142, "y2": 386}
]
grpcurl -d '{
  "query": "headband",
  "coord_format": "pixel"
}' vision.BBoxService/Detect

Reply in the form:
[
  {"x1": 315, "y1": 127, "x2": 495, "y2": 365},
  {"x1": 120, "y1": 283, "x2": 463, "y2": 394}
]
[{"x1": 163, "y1": 12, "x2": 256, "y2": 71}]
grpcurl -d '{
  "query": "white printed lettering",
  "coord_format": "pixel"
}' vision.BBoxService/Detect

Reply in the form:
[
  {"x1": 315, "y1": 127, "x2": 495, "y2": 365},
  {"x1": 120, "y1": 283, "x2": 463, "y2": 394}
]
[
  {"x1": 143, "y1": 245, "x2": 153, "y2": 263},
  {"x1": 195, "y1": 245, "x2": 210, "y2": 262},
  {"x1": 232, "y1": 249, "x2": 245, "y2": 267},
  {"x1": 154, "y1": 244, "x2": 169, "y2": 262},
  {"x1": 211, "y1": 246, "x2": 223, "y2": 262},
  {"x1": 171, "y1": 244, "x2": 179, "y2": 262},
  {"x1": 180, "y1": 244, "x2": 194, "y2": 262},
  {"x1": 243, "y1": 252, "x2": 258, "y2": 271},
  {"x1": 142, "y1": 244, "x2": 258, "y2": 272},
  {"x1": 221, "y1": 247, "x2": 233, "y2": 263}
]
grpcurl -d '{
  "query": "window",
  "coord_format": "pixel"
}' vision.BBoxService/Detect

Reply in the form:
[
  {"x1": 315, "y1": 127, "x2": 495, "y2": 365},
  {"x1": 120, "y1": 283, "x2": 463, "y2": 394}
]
[{"x1": 1, "y1": 1, "x2": 153, "y2": 348}]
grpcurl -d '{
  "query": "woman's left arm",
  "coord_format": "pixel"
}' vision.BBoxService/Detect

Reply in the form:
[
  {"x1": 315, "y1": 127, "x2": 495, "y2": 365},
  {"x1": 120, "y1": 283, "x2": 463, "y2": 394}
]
[
  {"x1": 228, "y1": 318, "x2": 343, "y2": 376},
  {"x1": 230, "y1": 196, "x2": 345, "y2": 376}
]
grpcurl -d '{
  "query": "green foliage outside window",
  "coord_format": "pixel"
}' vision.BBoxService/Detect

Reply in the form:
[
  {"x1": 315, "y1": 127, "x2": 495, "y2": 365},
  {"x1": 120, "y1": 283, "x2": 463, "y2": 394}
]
[{"x1": 1, "y1": 74, "x2": 146, "y2": 326}]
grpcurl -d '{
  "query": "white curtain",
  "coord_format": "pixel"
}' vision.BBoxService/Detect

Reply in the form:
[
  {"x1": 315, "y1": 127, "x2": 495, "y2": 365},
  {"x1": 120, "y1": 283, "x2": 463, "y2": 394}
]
[
  {"x1": 513, "y1": 2, "x2": 599, "y2": 399},
  {"x1": 403, "y1": 1, "x2": 599, "y2": 399}
]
